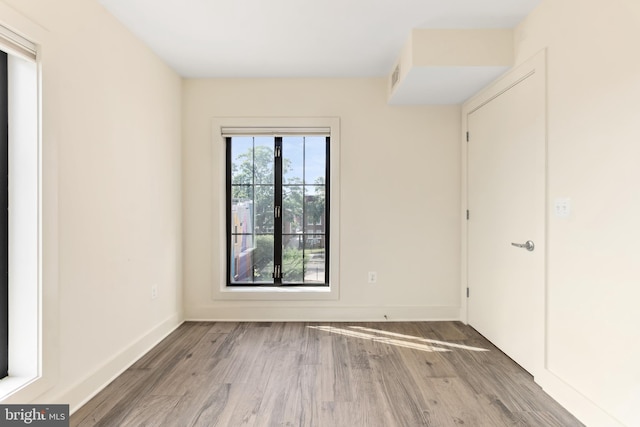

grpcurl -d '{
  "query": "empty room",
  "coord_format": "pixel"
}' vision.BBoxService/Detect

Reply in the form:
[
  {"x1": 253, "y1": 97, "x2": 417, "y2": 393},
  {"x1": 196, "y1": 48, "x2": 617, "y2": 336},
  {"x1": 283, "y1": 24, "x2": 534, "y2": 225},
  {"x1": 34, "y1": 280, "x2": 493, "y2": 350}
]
[{"x1": 0, "y1": 0, "x2": 637, "y2": 426}]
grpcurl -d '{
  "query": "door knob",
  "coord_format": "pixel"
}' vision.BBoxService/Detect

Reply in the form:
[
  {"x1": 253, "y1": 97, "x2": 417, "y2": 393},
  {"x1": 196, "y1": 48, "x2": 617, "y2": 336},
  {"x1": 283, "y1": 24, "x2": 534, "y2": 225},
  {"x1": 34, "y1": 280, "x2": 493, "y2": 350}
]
[{"x1": 511, "y1": 240, "x2": 535, "y2": 251}]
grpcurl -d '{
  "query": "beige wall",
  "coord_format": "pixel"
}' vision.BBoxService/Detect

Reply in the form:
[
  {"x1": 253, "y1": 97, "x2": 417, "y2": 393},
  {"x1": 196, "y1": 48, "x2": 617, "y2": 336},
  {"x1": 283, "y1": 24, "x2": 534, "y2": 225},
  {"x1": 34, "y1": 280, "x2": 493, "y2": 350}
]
[
  {"x1": 0, "y1": 0, "x2": 183, "y2": 410},
  {"x1": 183, "y1": 78, "x2": 461, "y2": 320},
  {"x1": 8, "y1": 1, "x2": 635, "y2": 423},
  {"x1": 514, "y1": 1, "x2": 640, "y2": 425}
]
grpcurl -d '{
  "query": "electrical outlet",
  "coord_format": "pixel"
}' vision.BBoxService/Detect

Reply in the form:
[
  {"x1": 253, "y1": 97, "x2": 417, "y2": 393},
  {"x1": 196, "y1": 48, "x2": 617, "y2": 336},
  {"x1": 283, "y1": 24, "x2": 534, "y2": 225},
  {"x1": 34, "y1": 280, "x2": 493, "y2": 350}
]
[
  {"x1": 151, "y1": 284, "x2": 158, "y2": 300},
  {"x1": 368, "y1": 271, "x2": 377, "y2": 284},
  {"x1": 554, "y1": 197, "x2": 571, "y2": 218}
]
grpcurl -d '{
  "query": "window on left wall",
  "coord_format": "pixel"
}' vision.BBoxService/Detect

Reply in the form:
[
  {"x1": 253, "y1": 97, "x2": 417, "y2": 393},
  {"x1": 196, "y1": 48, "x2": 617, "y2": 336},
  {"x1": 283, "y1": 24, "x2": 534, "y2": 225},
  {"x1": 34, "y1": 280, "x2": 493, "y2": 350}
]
[
  {"x1": 0, "y1": 26, "x2": 39, "y2": 397},
  {"x1": 0, "y1": 50, "x2": 8, "y2": 380}
]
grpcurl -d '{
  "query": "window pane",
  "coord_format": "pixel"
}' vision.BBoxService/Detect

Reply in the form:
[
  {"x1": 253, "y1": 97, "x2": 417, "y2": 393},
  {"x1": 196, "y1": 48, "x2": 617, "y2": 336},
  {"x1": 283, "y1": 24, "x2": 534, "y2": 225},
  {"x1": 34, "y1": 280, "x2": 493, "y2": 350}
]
[
  {"x1": 282, "y1": 185, "x2": 303, "y2": 234},
  {"x1": 230, "y1": 234, "x2": 254, "y2": 283},
  {"x1": 305, "y1": 136, "x2": 326, "y2": 184},
  {"x1": 283, "y1": 136, "x2": 303, "y2": 184},
  {"x1": 231, "y1": 185, "x2": 252, "y2": 210},
  {"x1": 282, "y1": 235, "x2": 303, "y2": 283},
  {"x1": 230, "y1": 234, "x2": 275, "y2": 284},
  {"x1": 231, "y1": 189, "x2": 254, "y2": 235},
  {"x1": 231, "y1": 137, "x2": 254, "y2": 185},
  {"x1": 254, "y1": 185, "x2": 274, "y2": 234},
  {"x1": 304, "y1": 237, "x2": 326, "y2": 283},
  {"x1": 253, "y1": 235, "x2": 274, "y2": 283},
  {"x1": 304, "y1": 185, "x2": 326, "y2": 234},
  {"x1": 254, "y1": 137, "x2": 274, "y2": 184}
]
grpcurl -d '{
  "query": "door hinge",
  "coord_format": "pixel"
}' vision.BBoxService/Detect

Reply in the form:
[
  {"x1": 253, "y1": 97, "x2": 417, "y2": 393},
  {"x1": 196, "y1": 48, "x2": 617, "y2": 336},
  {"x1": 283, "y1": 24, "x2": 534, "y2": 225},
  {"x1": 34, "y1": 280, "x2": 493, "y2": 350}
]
[
  {"x1": 275, "y1": 146, "x2": 281, "y2": 158},
  {"x1": 466, "y1": 132, "x2": 469, "y2": 142},
  {"x1": 466, "y1": 210, "x2": 470, "y2": 220},
  {"x1": 466, "y1": 287, "x2": 469, "y2": 298},
  {"x1": 272, "y1": 264, "x2": 282, "y2": 279}
]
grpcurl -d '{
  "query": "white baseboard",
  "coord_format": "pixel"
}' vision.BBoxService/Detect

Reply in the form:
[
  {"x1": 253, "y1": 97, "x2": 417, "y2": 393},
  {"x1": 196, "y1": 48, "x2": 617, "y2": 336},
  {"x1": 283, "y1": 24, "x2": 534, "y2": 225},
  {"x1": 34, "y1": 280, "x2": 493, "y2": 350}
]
[
  {"x1": 45, "y1": 314, "x2": 183, "y2": 414},
  {"x1": 186, "y1": 305, "x2": 460, "y2": 322},
  {"x1": 537, "y1": 369, "x2": 625, "y2": 427}
]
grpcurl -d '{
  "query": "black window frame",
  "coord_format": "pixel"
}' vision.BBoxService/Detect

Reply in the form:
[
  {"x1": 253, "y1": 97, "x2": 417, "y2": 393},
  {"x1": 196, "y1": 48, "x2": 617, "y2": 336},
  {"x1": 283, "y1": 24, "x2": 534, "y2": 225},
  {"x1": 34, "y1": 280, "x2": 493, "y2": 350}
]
[
  {"x1": 0, "y1": 50, "x2": 9, "y2": 379},
  {"x1": 226, "y1": 135, "x2": 330, "y2": 287}
]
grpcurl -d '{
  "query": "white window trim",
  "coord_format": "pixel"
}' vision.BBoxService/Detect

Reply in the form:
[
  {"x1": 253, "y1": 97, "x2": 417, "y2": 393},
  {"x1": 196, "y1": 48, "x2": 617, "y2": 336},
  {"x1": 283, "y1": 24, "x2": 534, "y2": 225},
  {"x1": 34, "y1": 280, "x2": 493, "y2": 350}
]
[
  {"x1": 0, "y1": 9, "x2": 58, "y2": 404},
  {"x1": 0, "y1": 25, "x2": 36, "y2": 62},
  {"x1": 212, "y1": 117, "x2": 340, "y2": 301}
]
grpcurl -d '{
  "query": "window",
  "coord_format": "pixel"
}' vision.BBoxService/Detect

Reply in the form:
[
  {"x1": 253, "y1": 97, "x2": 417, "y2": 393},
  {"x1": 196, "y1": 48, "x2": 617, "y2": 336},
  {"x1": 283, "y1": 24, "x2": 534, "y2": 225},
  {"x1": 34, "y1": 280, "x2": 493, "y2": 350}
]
[
  {"x1": 0, "y1": 50, "x2": 7, "y2": 379},
  {"x1": 0, "y1": 23, "x2": 41, "y2": 400},
  {"x1": 226, "y1": 134, "x2": 329, "y2": 286}
]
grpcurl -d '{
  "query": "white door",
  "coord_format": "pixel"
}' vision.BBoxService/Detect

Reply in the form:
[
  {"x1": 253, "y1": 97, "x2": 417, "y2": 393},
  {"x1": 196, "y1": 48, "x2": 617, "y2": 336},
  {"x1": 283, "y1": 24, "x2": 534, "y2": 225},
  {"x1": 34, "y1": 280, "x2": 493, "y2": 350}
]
[{"x1": 467, "y1": 53, "x2": 546, "y2": 376}]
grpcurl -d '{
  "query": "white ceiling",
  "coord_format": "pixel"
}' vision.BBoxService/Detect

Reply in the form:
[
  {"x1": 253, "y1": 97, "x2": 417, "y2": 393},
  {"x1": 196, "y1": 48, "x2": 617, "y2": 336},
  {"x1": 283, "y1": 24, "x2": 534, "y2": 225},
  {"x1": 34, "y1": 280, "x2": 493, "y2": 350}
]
[{"x1": 98, "y1": 0, "x2": 540, "y2": 79}]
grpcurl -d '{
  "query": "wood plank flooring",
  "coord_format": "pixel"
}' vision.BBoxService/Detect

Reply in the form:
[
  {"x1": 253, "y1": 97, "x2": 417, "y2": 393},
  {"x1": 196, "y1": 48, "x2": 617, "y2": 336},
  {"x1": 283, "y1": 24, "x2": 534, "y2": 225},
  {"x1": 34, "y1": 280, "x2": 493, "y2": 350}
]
[{"x1": 70, "y1": 322, "x2": 583, "y2": 427}]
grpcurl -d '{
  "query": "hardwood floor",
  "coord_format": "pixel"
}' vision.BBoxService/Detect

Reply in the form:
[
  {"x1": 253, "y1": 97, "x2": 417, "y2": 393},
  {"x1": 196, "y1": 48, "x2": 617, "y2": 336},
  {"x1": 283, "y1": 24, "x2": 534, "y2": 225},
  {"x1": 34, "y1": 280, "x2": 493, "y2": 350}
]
[{"x1": 71, "y1": 322, "x2": 583, "y2": 427}]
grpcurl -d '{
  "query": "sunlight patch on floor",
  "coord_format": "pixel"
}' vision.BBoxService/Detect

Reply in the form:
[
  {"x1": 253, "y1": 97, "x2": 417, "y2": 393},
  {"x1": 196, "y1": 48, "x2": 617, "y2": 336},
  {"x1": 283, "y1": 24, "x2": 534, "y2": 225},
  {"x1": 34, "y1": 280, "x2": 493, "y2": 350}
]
[
  {"x1": 349, "y1": 326, "x2": 489, "y2": 352},
  {"x1": 308, "y1": 325, "x2": 489, "y2": 353}
]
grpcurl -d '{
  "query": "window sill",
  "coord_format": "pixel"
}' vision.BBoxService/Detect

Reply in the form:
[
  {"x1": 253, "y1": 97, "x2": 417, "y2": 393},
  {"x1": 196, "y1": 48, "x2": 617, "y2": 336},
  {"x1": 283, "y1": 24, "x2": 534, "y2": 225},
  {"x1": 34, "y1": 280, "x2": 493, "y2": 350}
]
[
  {"x1": 0, "y1": 375, "x2": 38, "y2": 402},
  {"x1": 213, "y1": 285, "x2": 338, "y2": 301}
]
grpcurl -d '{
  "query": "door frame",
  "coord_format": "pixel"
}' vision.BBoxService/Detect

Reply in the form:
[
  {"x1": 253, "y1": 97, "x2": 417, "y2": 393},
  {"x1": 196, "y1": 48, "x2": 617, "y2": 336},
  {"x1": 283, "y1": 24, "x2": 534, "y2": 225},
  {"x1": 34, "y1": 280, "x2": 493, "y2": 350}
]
[{"x1": 460, "y1": 49, "x2": 547, "y2": 377}]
